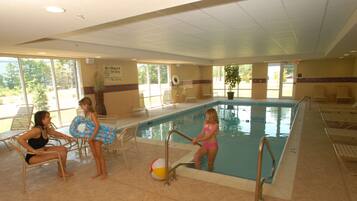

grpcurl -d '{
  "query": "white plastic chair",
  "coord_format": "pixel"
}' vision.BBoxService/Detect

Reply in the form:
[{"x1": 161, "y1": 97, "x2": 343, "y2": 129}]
[
  {"x1": 312, "y1": 85, "x2": 328, "y2": 102},
  {"x1": 162, "y1": 90, "x2": 176, "y2": 108},
  {"x1": 132, "y1": 93, "x2": 149, "y2": 116},
  {"x1": 10, "y1": 137, "x2": 66, "y2": 192},
  {"x1": 11, "y1": 105, "x2": 34, "y2": 131},
  {"x1": 336, "y1": 86, "x2": 353, "y2": 103},
  {"x1": 105, "y1": 124, "x2": 139, "y2": 168}
]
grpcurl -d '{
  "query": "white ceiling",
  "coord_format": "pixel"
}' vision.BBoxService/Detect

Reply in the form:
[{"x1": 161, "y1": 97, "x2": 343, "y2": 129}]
[{"x1": 0, "y1": 0, "x2": 356, "y2": 64}]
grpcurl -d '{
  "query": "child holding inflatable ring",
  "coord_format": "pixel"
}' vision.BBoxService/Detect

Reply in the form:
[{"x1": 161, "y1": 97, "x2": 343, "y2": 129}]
[{"x1": 79, "y1": 97, "x2": 108, "y2": 179}]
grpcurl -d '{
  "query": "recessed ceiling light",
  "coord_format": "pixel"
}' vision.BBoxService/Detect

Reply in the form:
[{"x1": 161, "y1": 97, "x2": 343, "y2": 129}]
[
  {"x1": 344, "y1": 53, "x2": 350, "y2": 56},
  {"x1": 351, "y1": 50, "x2": 357, "y2": 53},
  {"x1": 339, "y1": 56, "x2": 344, "y2": 59},
  {"x1": 46, "y1": 6, "x2": 65, "y2": 13}
]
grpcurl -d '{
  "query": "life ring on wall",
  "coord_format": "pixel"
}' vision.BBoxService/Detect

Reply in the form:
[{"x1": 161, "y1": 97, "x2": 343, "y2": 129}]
[
  {"x1": 69, "y1": 116, "x2": 116, "y2": 144},
  {"x1": 172, "y1": 75, "x2": 180, "y2": 86}
]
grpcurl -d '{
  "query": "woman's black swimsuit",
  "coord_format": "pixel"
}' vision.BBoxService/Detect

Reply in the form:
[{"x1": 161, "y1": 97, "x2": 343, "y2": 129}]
[{"x1": 25, "y1": 129, "x2": 49, "y2": 164}]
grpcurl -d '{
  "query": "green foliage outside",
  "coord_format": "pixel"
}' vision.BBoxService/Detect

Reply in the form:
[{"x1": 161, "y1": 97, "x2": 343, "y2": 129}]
[
  {"x1": 282, "y1": 65, "x2": 294, "y2": 82},
  {"x1": 33, "y1": 83, "x2": 49, "y2": 111},
  {"x1": 238, "y1": 64, "x2": 252, "y2": 82},
  {"x1": 148, "y1": 65, "x2": 158, "y2": 84},
  {"x1": 0, "y1": 58, "x2": 75, "y2": 110},
  {"x1": 137, "y1": 64, "x2": 169, "y2": 84},
  {"x1": 138, "y1": 65, "x2": 147, "y2": 84}
]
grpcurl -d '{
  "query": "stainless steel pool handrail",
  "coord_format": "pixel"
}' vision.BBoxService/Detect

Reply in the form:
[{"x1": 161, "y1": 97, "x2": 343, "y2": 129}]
[
  {"x1": 165, "y1": 129, "x2": 201, "y2": 185},
  {"x1": 293, "y1": 96, "x2": 311, "y2": 112},
  {"x1": 255, "y1": 137, "x2": 276, "y2": 201},
  {"x1": 291, "y1": 96, "x2": 310, "y2": 129}
]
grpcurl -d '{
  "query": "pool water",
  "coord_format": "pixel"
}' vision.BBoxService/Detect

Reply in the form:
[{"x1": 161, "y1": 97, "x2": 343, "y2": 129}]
[{"x1": 138, "y1": 102, "x2": 295, "y2": 181}]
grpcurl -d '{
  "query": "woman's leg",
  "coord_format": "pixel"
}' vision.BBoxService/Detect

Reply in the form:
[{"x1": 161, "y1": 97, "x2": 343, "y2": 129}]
[
  {"x1": 30, "y1": 146, "x2": 72, "y2": 177},
  {"x1": 207, "y1": 147, "x2": 218, "y2": 171},
  {"x1": 89, "y1": 139, "x2": 101, "y2": 177},
  {"x1": 193, "y1": 147, "x2": 207, "y2": 169},
  {"x1": 94, "y1": 141, "x2": 107, "y2": 179}
]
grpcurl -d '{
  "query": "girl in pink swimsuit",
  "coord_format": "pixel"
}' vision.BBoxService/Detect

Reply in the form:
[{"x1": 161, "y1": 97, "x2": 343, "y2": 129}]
[{"x1": 192, "y1": 108, "x2": 219, "y2": 171}]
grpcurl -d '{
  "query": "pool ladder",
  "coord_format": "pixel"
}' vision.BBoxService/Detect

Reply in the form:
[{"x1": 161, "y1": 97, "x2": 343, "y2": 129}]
[
  {"x1": 255, "y1": 137, "x2": 276, "y2": 201},
  {"x1": 164, "y1": 129, "x2": 201, "y2": 185}
]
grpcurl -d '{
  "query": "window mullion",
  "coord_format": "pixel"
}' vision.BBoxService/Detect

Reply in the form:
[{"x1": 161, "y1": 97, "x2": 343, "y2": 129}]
[
  {"x1": 50, "y1": 59, "x2": 62, "y2": 126},
  {"x1": 17, "y1": 58, "x2": 30, "y2": 113}
]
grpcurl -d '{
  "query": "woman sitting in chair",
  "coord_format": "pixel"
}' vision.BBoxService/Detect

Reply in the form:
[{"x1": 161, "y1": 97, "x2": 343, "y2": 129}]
[{"x1": 18, "y1": 110, "x2": 75, "y2": 177}]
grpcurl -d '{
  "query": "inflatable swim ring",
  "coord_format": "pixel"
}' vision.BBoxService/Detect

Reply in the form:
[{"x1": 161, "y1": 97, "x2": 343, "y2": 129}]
[{"x1": 69, "y1": 116, "x2": 116, "y2": 144}]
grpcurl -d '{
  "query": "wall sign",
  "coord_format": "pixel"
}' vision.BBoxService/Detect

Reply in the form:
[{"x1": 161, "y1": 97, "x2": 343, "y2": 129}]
[{"x1": 103, "y1": 65, "x2": 122, "y2": 83}]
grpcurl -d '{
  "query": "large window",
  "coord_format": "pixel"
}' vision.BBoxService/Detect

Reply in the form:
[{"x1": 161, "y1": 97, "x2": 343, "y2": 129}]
[
  {"x1": 212, "y1": 65, "x2": 252, "y2": 98},
  {"x1": 267, "y1": 63, "x2": 295, "y2": 99},
  {"x1": 137, "y1": 63, "x2": 170, "y2": 108},
  {"x1": 0, "y1": 57, "x2": 81, "y2": 132}
]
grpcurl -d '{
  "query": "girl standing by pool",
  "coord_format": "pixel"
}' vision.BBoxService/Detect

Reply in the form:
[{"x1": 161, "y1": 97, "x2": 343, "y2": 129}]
[
  {"x1": 192, "y1": 108, "x2": 219, "y2": 171},
  {"x1": 79, "y1": 97, "x2": 107, "y2": 179}
]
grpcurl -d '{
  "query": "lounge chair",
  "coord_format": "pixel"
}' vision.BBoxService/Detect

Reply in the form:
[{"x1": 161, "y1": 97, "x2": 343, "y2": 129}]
[
  {"x1": 132, "y1": 92, "x2": 149, "y2": 116},
  {"x1": 336, "y1": 86, "x2": 353, "y2": 103},
  {"x1": 183, "y1": 83, "x2": 197, "y2": 102},
  {"x1": 201, "y1": 85, "x2": 213, "y2": 98},
  {"x1": 105, "y1": 124, "x2": 139, "y2": 168},
  {"x1": 312, "y1": 85, "x2": 328, "y2": 102},
  {"x1": 325, "y1": 128, "x2": 357, "y2": 145},
  {"x1": 162, "y1": 90, "x2": 176, "y2": 108},
  {"x1": 333, "y1": 143, "x2": 357, "y2": 162},
  {"x1": 11, "y1": 105, "x2": 34, "y2": 131},
  {"x1": 321, "y1": 112, "x2": 357, "y2": 129},
  {"x1": 0, "y1": 105, "x2": 33, "y2": 150},
  {"x1": 10, "y1": 137, "x2": 66, "y2": 192},
  {"x1": 319, "y1": 102, "x2": 357, "y2": 113}
]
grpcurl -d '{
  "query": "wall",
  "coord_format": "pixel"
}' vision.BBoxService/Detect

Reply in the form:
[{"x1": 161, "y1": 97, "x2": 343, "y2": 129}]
[
  {"x1": 295, "y1": 58, "x2": 356, "y2": 101},
  {"x1": 80, "y1": 58, "x2": 139, "y2": 116},
  {"x1": 251, "y1": 63, "x2": 267, "y2": 99},
  {"x1": 170, "y1": 64, "x2": 212, "y2": 102}
]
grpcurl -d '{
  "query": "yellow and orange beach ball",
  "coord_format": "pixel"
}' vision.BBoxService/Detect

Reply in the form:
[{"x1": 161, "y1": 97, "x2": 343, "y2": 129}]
[{"x1": 150, "y1": 158, "x2": 168, "y2": 181}]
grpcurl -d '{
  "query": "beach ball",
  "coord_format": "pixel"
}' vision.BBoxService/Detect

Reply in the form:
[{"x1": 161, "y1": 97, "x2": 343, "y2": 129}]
[{"x1": 150, "y1": 158, "x2": 167, "y2": 181}]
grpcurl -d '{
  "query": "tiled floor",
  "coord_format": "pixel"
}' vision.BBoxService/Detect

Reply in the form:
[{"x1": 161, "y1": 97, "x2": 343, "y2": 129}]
[{"x1": 0, "y1": 99, "x2": 356, "y2": 201}]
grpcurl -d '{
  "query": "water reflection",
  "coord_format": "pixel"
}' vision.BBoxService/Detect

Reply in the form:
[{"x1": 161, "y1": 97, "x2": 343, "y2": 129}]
[
  {"x1": 137, "y1": 103, "x2": 295, "y2": 179},
  {"x1": 138, "y1": 104, "x2": 294, "y2": 142}
]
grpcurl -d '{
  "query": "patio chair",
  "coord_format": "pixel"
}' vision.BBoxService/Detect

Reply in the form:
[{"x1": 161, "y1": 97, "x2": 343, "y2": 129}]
[
  {"x1": 325, "y1": 128, "x2": 357, "y2": 145},
  {"x1": 319, "y1": 102, "x2": 357, "y2": 113},
  {"x1": 312, "y1": 85, "x2": 328, "y2": 102},
  {"x1": 201, "y1": 85, "x2": 213, "y2": 98},
  {"x1": 0, "y1": 105, "x2": 33, "y2": 150},
  {"x1": 9, "y1": 137, "x2": 66, "y2": 192},
  {"x1": 321, "y1": 112, "x2": 357, "y2": 129},
  {"x1": 333, "y1": 143, "x2": 357, "y2": 162},
  {"x1": 105, "y1": 124, "x2": 139, "y2": 168},
  {"x1": 11, "y1": 105, "x2": 34, "y2": 131},
  {"x1": 336, "y1": 86, "x2": 353, "y2": 103},
  {"x1": 333, "y1": 143, "x2": 357, "y2": 175},
  {"x1": 162, "y1": 90, "x2": 176, "y2": 108},
  {"x1": 132, "y1": 92, "x2": 149, "y2": 116},
  {"x1": 183, "y1": 84, "x2": 197, "y2": 102}
]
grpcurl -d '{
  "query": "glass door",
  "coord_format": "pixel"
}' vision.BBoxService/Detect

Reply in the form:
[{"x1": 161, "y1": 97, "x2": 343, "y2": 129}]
[
  {"x1": 267, "y1": 64, "x2": 281, "y2": 98},
  {"x1": 281, "y1": 64, "x2": 295, "y2": 98}
]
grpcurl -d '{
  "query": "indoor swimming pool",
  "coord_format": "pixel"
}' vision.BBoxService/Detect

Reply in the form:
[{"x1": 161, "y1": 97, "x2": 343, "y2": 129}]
[{"x1": 138, "y1": 100, "x2": 296, "y2": 181}]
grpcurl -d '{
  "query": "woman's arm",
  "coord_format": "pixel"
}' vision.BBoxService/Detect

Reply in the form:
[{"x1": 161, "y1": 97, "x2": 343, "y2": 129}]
[
  {"x1": 48, "y1": 128, "x2": 75, "y2": 141},
  {"x1": 89, "y1": 112, "x2": 100, "y2": 140},
  {"x1": 17, "y1": 128, "x2": 42, "y2": 153},
  {"x1": 196, "y1": 124, "x2": 218, "y2": 142}
]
